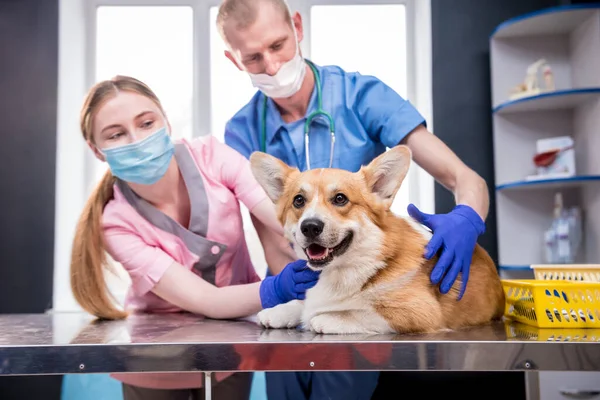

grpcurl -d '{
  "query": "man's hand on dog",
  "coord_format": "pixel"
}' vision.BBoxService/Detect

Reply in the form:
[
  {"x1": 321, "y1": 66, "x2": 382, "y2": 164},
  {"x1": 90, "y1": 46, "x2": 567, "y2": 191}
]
[{"x1": 407, "y1": 203, "x2": 486, "y2": 300}]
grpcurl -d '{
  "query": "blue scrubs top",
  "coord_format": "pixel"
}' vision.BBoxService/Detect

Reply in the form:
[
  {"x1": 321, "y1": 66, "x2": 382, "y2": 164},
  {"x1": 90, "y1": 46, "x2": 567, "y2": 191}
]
[{"x1": 224, "y1": 61, "x2": 426, "y2": 172}]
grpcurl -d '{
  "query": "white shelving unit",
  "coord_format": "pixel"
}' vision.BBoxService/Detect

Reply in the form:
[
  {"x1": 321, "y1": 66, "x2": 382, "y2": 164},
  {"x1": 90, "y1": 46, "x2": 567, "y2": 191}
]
[
  {"x1": 491, "y1": 7, "x2": 600, "y2": 397},
  {"x1": 490, "y1": 5, "x2": 600, "y2": 277}
]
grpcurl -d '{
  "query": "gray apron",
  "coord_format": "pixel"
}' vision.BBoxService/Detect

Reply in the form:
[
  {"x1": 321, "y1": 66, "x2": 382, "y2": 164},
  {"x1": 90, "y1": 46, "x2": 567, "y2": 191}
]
[{"x1": 116, "y1": 143, "x2": 226, "y2": 285}]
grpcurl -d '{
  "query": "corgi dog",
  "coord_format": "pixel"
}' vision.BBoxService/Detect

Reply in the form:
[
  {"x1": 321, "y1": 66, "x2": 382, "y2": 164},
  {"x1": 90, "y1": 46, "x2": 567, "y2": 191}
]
[{"x1": 249, "y1": 145, "x2": 506, "y2": 335}]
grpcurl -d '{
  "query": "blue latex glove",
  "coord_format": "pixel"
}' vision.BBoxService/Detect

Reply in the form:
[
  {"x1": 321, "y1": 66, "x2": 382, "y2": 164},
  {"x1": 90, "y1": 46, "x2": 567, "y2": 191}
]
[
  {"x1": 407, "y1": 203, "x2": 486, "y2": 300},
  {"x1": 259, "y1": 259, "x2": 320, "y2": 309}
]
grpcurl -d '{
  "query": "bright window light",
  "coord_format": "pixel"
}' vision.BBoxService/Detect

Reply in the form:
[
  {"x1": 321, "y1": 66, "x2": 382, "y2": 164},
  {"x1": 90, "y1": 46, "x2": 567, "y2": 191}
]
[
  {"x1": 94, "y1": 6, "x2": 194, "y2": 182},
  {"x1": 209, "y1": 6, "x2": 258, "y2": 143}
]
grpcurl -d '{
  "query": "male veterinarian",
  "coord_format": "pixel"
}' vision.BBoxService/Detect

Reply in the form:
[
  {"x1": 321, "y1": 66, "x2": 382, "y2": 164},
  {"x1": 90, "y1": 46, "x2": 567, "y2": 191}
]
[{"x1": 216, "y1": 0, "x2": 489, "y2": 398}]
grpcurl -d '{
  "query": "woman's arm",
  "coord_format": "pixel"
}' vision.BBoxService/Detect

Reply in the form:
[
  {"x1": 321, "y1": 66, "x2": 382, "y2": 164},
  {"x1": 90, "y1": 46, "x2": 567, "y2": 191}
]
[
  {"x1": 404, "y1": 125, "x2": 489, "y2": 220},
  {"x1": 249, "y1": 198, "x2": 298, "y2": 275},
  {"x1": 248, "y1": 197, "x2": 285, "y2": 235},
  {"x1": 152, "y1": 257, "x2": 319, "y2": 318},
  {"x1": 152, "y1": 261, "x2": 262, "y2": 319},
  {"x1": 250, "y1": 213, "x2": 297, "y2": 275}
]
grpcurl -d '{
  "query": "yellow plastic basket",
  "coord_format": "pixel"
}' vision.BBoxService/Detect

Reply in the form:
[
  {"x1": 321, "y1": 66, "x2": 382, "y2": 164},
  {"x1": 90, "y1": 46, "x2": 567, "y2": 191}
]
[
  {"x1": 530, "y1": 264, "x2": 600, "y2": 282},
  {"x1": 504, "y1": 321, "x2": 600, "y2": 342},
  {"x1": 501, "y1": 279, "x2": 600, "y2": 328}
]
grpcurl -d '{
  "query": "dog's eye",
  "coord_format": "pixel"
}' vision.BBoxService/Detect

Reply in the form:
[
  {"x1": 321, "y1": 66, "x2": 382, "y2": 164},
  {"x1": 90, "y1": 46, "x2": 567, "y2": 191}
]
[
  {"x1": 293, "y1": 195, "x2": 305, "y2": 208},
  {"x1": 333, "y1": 193, "x2": 348, "y2": 206}
]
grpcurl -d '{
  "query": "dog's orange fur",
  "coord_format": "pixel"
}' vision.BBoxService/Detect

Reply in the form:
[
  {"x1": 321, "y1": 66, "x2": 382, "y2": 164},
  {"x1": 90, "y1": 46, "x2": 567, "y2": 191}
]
[
  {"x1": 250, "y1": 145, "x2": 506, "y2": 334},
  {"x1": 366, "y1": 217, "x2": 505, "y2": 333}
]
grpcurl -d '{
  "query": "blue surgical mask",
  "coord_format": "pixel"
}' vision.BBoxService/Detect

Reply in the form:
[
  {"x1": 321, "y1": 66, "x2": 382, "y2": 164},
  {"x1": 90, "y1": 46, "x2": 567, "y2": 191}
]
[{"x1": 101, "y1": 127, "x2": 175, "y2": 185}]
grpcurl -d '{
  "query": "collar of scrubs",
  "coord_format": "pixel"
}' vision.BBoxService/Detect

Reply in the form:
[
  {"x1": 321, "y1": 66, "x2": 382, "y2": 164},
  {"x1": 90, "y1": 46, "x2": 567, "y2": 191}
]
[{"x1": 262, "y1": 60, "x2": 333, "y2": 162}]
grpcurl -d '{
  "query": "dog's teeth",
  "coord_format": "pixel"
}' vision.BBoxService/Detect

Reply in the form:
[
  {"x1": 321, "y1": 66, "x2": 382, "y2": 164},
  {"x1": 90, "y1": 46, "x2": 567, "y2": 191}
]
[{"x1": 309, "y1": 248, "x2": 330, "y2": 261}]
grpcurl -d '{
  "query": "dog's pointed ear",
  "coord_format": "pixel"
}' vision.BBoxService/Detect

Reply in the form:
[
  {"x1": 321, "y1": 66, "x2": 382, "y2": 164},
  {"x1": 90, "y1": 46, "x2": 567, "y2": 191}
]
[
  {"x1": 361, "y1": 145, "x2": 412, "y2": 209},
  {"x1": 250, "y1": 151, "x2": 295, "y2": 203}
]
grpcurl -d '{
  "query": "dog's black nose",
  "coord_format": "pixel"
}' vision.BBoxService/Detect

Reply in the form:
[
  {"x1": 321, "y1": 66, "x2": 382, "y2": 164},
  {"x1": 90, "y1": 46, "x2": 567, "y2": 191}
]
[{"x1": 301, "y1": 218, "x2": 324, "y2": 239}]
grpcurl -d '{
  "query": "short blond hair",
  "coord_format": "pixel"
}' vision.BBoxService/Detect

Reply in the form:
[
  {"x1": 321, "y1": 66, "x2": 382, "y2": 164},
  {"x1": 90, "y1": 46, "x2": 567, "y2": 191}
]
[{"x1": 216, "y1": 0, "x2": 292, "y2": 45}]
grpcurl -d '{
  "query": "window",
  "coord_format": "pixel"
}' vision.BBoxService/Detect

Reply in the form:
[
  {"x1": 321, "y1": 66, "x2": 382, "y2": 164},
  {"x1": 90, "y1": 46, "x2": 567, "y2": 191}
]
[
  {"x1": 310, "y1": 4, "x2": 410, "y2": 215},
  {"x1": 310, "y1": 4, "x2": 408, "y2": 98},
  {"x1": 209, "y1": 6, "x2": 258, "y2": 144},
  {"x1": 93, "y1": 5, "x2": 194, "y2": 182}
]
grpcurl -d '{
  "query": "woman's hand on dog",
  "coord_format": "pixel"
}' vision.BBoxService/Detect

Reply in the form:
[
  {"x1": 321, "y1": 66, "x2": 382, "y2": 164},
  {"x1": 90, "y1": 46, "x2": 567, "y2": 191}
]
[{"x1": 259, "y1": 259, "x2": 321, "y2": 308}]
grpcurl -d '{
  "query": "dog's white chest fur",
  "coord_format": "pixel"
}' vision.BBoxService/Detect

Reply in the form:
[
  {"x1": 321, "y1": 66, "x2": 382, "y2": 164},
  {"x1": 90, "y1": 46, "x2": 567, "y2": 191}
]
[{"x1": 257, "y1": 264, "x2": 394, "y2": 335}]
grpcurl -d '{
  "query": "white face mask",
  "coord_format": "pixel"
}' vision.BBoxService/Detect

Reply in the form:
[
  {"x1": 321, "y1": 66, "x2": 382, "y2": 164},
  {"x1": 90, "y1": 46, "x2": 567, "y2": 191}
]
[{"x1": 246, "y1": 27, "x2": 307, "y2": 99}]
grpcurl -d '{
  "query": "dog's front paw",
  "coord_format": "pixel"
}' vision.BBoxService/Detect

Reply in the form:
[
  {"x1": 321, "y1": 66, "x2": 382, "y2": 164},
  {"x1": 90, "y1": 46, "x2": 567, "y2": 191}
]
[
  {"x1": 308, "y1": 314, "x2": 345, "y2": 334},
  {"x1": 257, "y1": 301, "x2": 303, "y2": 329},
  {"x1": 258, "y1": 308, "x2": 292, "y2": 329}
]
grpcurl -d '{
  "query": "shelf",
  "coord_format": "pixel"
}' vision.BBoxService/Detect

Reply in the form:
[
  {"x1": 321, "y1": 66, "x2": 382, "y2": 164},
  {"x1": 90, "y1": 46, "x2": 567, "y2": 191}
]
[
  {"x1": 498, "y1": 265, "x2": 535, "y2": 279},
  {"x1": 493, "y1": 88, "x2": 600, "y2": 114},
  {"x1": 496, "y1": 175, "x2": 600, "y2": 191},
  {"x1": 499, "y1": 265, "x2": 532, "y2": 271},
  {"x1": 491, "y1": 6, "x2": 600, "y2": 273},
  {"x1": 490, "y1": 4, "x2": 600, "y2": 39}
]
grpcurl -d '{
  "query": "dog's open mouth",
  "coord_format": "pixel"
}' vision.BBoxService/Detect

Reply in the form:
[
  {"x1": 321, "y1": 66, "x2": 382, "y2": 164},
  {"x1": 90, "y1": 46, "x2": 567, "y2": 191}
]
[{"x1": 304, "y1": 233, "x2": 354, "y2": 267}]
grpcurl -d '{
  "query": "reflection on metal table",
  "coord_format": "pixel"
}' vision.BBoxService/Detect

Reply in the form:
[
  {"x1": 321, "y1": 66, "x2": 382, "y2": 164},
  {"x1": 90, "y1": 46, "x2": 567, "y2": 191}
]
[{"x1": 0, "y1": 312, "x2": 599, "y2": 376}]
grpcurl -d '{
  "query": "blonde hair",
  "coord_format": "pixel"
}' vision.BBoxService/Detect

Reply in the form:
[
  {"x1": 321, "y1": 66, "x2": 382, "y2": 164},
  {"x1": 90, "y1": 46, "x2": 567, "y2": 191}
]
[
  {"x1": 71, "y1": 75, "x2": 166, "y2": 320},
  {"x1": 216, "y1": 0, "x2": 292, "y2": 45}
]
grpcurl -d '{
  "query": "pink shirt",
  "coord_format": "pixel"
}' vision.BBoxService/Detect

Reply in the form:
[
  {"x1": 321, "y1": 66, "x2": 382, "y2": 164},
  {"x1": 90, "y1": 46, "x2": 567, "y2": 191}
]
[{"x1": 102, "y1": 136, "x2": 266, "y2": 389}]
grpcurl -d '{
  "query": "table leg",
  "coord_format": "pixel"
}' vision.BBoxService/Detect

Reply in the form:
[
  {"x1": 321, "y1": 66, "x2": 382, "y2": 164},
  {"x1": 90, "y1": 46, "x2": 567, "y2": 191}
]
[
  {"x1": 525, "y1": 371, "x2": 540, "y2": 400},
  {"x1": 205, "y1": 372, "x2": 212, "y2": 400}
]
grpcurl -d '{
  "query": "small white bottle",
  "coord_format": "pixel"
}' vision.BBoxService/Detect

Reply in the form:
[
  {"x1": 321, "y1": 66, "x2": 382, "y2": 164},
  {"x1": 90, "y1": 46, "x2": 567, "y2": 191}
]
[
  {"x1": 544, "y1": 229, "x2": 556, "y2": 264},
  {"x1": 551, "y1": 192, "x2": 573, "y2": 263}
]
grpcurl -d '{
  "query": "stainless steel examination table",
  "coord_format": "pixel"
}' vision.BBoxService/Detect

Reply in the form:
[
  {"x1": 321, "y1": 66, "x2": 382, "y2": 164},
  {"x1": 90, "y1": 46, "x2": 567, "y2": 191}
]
[{"x1": 0, "y1": 312, "x2": 598, "y2": 400}]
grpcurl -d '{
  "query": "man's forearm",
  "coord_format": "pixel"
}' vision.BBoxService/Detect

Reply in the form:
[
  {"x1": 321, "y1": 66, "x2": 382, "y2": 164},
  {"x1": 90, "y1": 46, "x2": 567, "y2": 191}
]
[
  {"x1": 400, "y1": 125, "x2": 489, "y2": 222},
  {"x1": 454, "y1": 169, "x2": 489, "y2": 222}
]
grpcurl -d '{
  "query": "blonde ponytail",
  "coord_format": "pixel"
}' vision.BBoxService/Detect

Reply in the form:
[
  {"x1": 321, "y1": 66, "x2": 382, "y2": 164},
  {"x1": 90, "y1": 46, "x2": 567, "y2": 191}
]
[
  {"x1": 70, "y1": 170, "x2": 127, "y2": 320},
  {"x1": 70, "y1": 75, "x2": 166, "y2": 320}
]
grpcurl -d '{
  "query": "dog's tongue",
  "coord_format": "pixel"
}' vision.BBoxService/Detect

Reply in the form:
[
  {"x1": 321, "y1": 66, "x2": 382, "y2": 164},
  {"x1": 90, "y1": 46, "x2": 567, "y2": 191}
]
[{"x1": 307, "y1": 244, "x2": 329, "y2": 260}]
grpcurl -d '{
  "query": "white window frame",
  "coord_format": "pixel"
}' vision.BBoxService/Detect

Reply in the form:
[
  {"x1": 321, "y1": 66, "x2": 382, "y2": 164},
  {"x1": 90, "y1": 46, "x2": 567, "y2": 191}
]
[
  {"x1": 299, "y1": 0, "x2": 416, "y2": 104},
  {"x1": 54, "y1": 0, "x2": 433, "y2": 312}
]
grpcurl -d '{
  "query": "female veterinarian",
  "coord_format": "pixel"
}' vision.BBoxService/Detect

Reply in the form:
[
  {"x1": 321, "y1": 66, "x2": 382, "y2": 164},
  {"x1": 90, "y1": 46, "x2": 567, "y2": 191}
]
[
  {"x1": 216, "y1": 0, "x2": 489, "y2": 399},
  {"x1": 69, "y1": 75, "x2": 320, "y2": 400}
]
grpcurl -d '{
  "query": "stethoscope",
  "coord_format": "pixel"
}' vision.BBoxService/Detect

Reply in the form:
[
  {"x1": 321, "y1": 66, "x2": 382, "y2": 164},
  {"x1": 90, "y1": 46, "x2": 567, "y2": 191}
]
[{"x1": 260, "y1": 60, "x2": 335, "y2": 170}]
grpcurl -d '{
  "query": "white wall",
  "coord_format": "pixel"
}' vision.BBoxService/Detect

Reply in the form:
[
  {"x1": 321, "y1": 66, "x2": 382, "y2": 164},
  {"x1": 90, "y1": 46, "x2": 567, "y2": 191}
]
[
  {"x1": 52, "y1": 0, "x2": 434, "y2": 312},
  {"x1": 53, "y1": 0, "x2": 89, "y2": 313}
]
